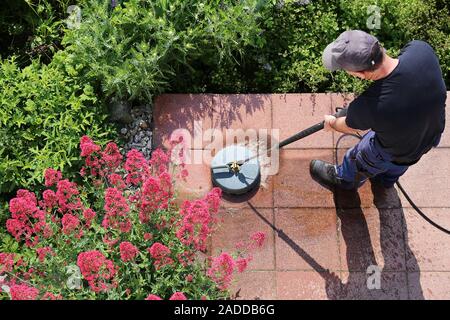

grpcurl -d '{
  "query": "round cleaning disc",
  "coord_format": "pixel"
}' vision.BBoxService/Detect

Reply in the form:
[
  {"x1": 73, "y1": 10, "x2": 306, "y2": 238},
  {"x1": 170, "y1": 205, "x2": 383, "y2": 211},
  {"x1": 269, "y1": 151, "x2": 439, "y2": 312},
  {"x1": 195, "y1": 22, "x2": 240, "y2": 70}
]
[{"x1": 211, "y1": 145, "x2": 261, "y2": 195}]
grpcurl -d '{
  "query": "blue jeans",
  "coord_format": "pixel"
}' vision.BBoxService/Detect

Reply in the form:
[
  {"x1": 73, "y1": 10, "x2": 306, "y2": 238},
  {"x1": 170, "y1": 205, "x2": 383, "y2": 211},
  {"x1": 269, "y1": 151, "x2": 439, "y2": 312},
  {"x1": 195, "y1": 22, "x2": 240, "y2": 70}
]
[{"x1": 336, "y1": 131, "x2": 409, "y2": 189}]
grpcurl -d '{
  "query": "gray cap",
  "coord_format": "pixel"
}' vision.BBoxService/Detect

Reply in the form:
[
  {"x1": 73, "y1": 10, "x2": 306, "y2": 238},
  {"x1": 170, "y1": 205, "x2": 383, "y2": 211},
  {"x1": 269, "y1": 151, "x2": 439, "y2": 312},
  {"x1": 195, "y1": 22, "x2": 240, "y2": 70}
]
[{"x1": 322, "y1": 30, "x2": 383, "y2": 72}]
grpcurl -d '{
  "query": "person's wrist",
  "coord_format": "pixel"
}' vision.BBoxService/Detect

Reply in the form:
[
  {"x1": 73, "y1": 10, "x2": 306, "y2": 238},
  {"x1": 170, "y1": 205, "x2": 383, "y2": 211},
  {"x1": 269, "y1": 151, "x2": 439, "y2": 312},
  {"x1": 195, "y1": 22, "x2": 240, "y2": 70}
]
[
  {"x1": 328, "y1": 116, "x2": 337, "y2": 129},
  {"x1": 330, "y1": 117, "x2": 337, "y2": 128},
  {"x1": 324, "y1": 115, "x2": 337, "y2": 132}
]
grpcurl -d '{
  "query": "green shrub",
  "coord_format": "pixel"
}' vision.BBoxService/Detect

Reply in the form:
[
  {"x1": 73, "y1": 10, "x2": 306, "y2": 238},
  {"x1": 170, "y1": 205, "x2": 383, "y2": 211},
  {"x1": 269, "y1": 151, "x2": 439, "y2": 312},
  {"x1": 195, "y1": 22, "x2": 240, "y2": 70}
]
[
  {"x1": 338, "y1": 0, "x2": 450, "y2": 86},
  {"x1": 0, "y1": 0, "x2": 266, "y2": 199},
  {"x1": 2, "y1": 0, "x2": 449, "y2": 97},
  {"x1": 0, "y1": 0, "x2": 83, "y2": 64},
  {"x1": 260, "y1": 0, "x2": 448, "y2": 93},
  {"x1": 0, "y1": 55, "x2": 114, "y2": 194},
  {"x1": 255, "y1": 0, "x2": 367, "y2": 93},
  {"x1": 61, "y1": 0, "x2": 265, "y2": 102},
  {"x1": 194, "y1": 0, "x2": 450, "y2": 94}
]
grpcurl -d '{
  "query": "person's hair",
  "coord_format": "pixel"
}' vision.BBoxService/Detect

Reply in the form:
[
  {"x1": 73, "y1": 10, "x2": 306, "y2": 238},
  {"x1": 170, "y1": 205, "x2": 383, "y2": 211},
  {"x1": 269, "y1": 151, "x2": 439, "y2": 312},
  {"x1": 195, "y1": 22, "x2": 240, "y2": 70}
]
[{"x1": 365, "y1": 41, "x2": 384, "y2": 72}]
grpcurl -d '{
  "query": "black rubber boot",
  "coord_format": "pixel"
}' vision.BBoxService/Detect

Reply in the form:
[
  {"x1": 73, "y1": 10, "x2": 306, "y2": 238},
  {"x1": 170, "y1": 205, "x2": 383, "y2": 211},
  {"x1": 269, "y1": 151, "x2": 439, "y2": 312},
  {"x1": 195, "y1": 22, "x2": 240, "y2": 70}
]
[{"x1": 309, "y1": 159, "x2": 343, "y2": 192}]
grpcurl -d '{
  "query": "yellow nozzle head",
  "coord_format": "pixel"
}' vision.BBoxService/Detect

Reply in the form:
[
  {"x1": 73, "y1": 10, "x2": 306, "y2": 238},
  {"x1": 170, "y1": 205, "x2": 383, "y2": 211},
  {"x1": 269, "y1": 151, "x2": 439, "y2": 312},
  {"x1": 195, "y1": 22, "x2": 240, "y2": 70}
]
[{"x1": 229, "y1": 161, "x2": 241, "y2": 173}]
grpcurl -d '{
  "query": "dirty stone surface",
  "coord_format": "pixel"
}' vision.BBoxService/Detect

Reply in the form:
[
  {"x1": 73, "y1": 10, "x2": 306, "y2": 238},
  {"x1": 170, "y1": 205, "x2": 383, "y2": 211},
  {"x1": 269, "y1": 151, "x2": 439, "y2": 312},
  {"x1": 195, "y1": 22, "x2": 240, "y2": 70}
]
[{"x1": 154, "y1": 93, "x2": 450, "y2": 300}]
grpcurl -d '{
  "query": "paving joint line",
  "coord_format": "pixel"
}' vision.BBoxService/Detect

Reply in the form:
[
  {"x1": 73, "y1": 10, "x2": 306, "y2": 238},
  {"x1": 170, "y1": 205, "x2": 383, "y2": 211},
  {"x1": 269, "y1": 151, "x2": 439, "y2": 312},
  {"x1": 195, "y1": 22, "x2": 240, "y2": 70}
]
[
  {"x1": 398, "y1": 204, "x2": 411, "y2": 300},
  {"x1": 270, "y1": 96, "x2": 278, "y2": 300},
  {"x1": 272, "y1": 269, "x2": 410, "y2": 273}
]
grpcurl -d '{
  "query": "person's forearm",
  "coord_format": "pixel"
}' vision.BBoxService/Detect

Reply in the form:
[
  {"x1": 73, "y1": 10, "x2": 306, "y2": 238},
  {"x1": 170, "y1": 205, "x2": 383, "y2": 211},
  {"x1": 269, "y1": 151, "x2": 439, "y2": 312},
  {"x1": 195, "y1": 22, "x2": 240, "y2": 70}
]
[{"x1": 331, "y1": 117, "x2": 361, "y2": 135}]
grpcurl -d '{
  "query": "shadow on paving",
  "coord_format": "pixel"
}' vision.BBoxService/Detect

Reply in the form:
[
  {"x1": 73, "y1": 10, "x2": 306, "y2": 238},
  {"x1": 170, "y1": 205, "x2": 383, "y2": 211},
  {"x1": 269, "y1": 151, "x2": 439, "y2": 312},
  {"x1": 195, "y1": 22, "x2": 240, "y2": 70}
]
[
  {"x1": 211, "y1": 94, "x2": 269, "y2": 130},
  {"x1": 248, "y1": 183, "x2": 424, "y2": 300}
]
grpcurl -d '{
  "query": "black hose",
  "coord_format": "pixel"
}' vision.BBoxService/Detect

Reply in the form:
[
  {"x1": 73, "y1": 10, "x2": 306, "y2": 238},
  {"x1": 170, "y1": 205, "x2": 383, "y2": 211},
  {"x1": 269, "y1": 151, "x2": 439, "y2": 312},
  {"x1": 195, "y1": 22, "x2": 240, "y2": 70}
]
[
  {"x1": 335, "y1": 133, "x2": 450, "y2": 235},
  {"x1": 395, "y1": 181, "x2": 450, "y2": 235}
]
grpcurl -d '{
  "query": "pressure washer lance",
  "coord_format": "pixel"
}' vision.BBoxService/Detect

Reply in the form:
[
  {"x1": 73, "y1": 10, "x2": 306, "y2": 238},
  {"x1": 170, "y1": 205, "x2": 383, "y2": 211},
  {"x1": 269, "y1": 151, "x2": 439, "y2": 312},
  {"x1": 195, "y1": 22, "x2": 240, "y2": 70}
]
[{"x1": 211, "y1": 108, "x2": 348, "y2": 172}]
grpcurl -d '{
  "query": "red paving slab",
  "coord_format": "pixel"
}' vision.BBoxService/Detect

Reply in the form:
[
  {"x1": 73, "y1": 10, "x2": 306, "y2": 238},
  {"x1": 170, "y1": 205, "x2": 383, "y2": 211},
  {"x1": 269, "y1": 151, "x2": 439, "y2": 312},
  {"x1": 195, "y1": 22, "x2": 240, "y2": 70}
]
[
  {"x1": 438, "y1": 95, "x2": 450, "y2": 147},
  {"x1": 210, "y1": 94, "x2": 272, "y2": 152},
  {"x1": 274, "y1": 149, "x2": 335, "y2": 207},
  {"x1": 408, "y1": 272, "x2": 450, "y2": 300},
  {"x1": 275, "y1": 208, "x2": 340, "y2": 271},
  {"x1": 404, "y1": 208, "x2": 450, "y2": 271},
  {"x1": 211, "y1": 94, "x2": 272, "y2": 131},
  {"x1": 339, "y1": 271, "x2": 408, "y2": 300},
  {"x1": 272, "y1": 93, "x2": 333, "y2": 149},
  {"x1": 211, "y1": 208, "x2": 275, "y2": 271},
  {"x1": 154, "y1": 94, "x2": 213, "y2": 149},
  {"x1": 174, "y1": 162, "x2": 212, "y2": 200},
  {"x1": 277, "y1": 271, "x2": 408, "y2": 300},
  {"x1": 276, "y1": 271, "x2": 333, "y2": 300},
  {"x1": 338, "y1": 207, "x2": 406, "y2": 272},
  {"x1": 330, "y1": 92, "x2": 355, "y2": 110},
  {"x1": 397, "y1": 148, "x2": 450, "y2": 208},
  {"x1": 231, "y1": 271, "x2": 276, "y2": 300},
  {"x1": 154, "y1": 93, "x2": 450, "y2": 299}
]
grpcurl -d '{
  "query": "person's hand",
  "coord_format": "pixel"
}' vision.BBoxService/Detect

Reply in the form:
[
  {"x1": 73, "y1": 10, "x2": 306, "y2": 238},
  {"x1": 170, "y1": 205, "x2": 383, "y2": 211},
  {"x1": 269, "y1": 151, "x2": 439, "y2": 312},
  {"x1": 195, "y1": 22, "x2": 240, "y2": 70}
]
[{"x1": 324, "y1": 115, "x2": 337, "y2": 132}]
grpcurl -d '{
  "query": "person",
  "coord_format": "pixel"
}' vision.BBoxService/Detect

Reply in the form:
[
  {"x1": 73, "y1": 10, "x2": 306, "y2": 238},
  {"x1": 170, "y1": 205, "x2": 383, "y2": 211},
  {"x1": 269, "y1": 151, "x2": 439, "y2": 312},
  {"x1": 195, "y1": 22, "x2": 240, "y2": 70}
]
[{"x1": 310, "y1": 30, "x2": 447, "y2": 191}]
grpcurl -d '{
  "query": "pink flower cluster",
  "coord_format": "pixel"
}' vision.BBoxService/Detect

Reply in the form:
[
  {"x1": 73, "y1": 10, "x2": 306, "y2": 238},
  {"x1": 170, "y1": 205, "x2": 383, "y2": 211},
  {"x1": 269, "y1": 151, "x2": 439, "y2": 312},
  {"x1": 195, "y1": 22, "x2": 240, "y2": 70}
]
[
  {"x1": 61, "y1": 214, "x2": 81, "y2": 237},
  {"x1": 77, "y1": 250, "x2": 117, "y2": 293},
  {"x1": 207, "y1": 252, "x2": 235, "y2": 290},
  {"x1": 124, "y1": 149, "x2": 148, "y2": 185},
  {"x1": 236, "y1": 232, "x2": 266, "y2": 251},
  {"x1": 235, "y1": 257, "x2": 250, "y2": 273},
  {"x1": 41, "y1": 189, "x2": 58, "y2": 209},
  {"x1": 0, "y1": 252, "x2": 15, "y2": 273},
  {"x1": 207, "y1": 231, "x2": 266, "y2": 290},
  {"x1": 169, "y1": 292, "x2": 187, "y2": 300},
  {"x1": 79, "y1": 139, "x2": 177, "y2": 231},
  {"x1": 6, "y1": 190, "x2": 51, "y2": 247},
  {"x1": 124, "y1": 147, "x2": 172, "y2": 187},
  {"x1": 9, "y1": 284, "x2": 39, "y2": 300},
  {"x1": 44, "y1": 168, "x2": 62, "y2": 187},
  {"x1": 148, "y1": 243, "x2": 174, "y2": 269},
  {"x1": 119, "y1": 242, "x2": 139, "y2": 262},
  {"x1": 176, "y1": 188, "x2": 222, "y2": 252},
  {"x1": 138, "y1": 172, "x2": 173, "y2": 224},
  {"x1": 101, "y1": 142, "x2": 123, "y2": 173},
  {"x1": 149, "y1": 149, "x2": 170, "y2": 174},
  {"x1": 7, "y1": 165, "x2": 102, "y2": 248},
  {"x1": 250, "y1": 232, "x2": 266, "y2": 249},
  {"x1": 1, "y1": 277, "x2": 64, "y2": 300},
  {"x1": 83, "y1": 208, "x2": 96, "y2": 228},
  {"x1": 80, "y1": 136, "x2": 101, "y2": 157},
  {"x1": 145, "y1": 294, "x2": 162, "y2": 300},
  {"x1": 36, "y1": 247, "x2": 54, "y2": 263},
  {"x1": 80, "y1": 136, "x2": 122, "y2": 178},
  {"x1": 55, "y1": 179, "x2": 82, "y2": 214},
  {"x1": 145, "y1": 292, "x2": 187, "y2": 300},
  {"x1": 108, "y1": 173, "x2": 126, "y2": 190},
  {"x1": 102, "y1": 188, "x2": 131, "y2": 233},
  {"x1": 2, "y1": 135, "x2": 269, "y2": 299}
]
